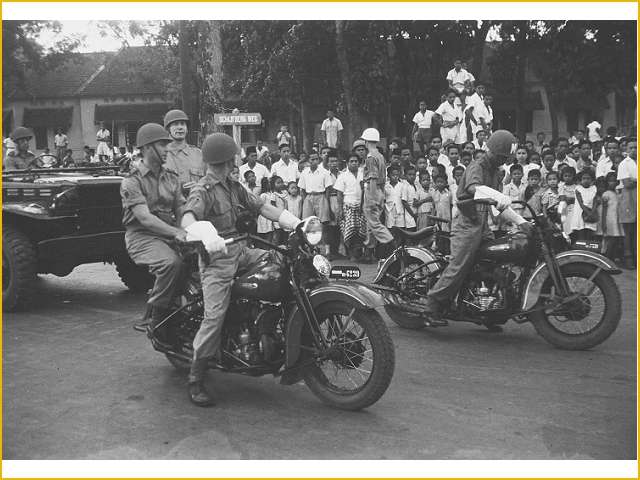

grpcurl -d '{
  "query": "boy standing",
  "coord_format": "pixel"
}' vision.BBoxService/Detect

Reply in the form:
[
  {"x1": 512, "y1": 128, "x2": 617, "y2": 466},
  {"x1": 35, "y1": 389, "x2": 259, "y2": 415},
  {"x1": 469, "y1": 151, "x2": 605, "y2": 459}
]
[{"x1": 334, "y1": 154, "x2": 366, "y2": 261}]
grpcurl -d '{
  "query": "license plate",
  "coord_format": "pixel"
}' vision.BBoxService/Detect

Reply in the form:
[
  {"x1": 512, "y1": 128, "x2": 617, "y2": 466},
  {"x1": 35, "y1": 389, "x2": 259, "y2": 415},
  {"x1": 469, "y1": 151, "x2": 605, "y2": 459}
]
[{"x1": 330, "y1": 266, "x2": 361, "y2": 279}]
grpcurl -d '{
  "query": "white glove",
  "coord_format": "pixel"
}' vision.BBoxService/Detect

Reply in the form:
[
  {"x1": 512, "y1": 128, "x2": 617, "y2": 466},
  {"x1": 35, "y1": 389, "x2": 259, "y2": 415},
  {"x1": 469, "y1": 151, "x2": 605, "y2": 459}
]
[
  {"x1": 203, "y1": 235, "x2": 227, "y2": 254},
  {"x1": 185, "y1": 221, "x2": 227, "y2": 254},
  {"x1": 499, "y1": 206, "x2": 527, "y2": 226},
  {"x1": 278, "y1": 209, "x2": 302, "y2": 231},
  {"x1": 474, "y1": 185, "x2": 511, "y2": 211}
]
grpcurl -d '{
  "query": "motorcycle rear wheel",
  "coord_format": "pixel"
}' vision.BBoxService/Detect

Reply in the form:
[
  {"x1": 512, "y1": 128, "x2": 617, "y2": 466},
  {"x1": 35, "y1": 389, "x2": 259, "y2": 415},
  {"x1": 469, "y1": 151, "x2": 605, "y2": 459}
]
[
  {"x1": 302, "y1": 302, "x2": 395, "y2": 411},
  {"x1": 529, "y1": 263, "x2": 621, "y2": 350}
]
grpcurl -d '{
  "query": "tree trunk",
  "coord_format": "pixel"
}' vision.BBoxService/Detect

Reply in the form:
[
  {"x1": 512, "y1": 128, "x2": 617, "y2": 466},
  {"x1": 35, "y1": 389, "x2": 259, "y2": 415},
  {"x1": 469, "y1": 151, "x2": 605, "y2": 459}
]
[
  {"x1": 334, "y1": 21, "x2": 357, "y2": 150},
  {"x1": 514, "y1": 22, "x2": 528, "y2": 140},
  {"x1": 179, "y1": 21, "x2": 194, "y2": 136},
  {"x1": 299, "y1": 89, "x2": 311, "y2": 153},
  {"x1": 548, "y1": 92, "x2": 559, "y2": 139},
  {"x1": 471, "y1": 21, "x2": 491, "y2": 80},
  {"x1": 206, "y1": 20, "x2": 224, "y2": 133}
]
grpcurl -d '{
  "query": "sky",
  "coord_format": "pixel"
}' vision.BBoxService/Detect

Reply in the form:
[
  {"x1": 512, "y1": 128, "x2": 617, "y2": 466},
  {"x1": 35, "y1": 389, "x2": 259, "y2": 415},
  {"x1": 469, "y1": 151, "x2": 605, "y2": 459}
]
[{"x1": 36, "y1": 20, "x2": 156, "y2": 53}]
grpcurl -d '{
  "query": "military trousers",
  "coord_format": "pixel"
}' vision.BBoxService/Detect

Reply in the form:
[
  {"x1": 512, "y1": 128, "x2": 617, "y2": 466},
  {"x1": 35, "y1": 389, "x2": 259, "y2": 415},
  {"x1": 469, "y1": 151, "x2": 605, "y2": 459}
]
[
  {"x1": 363, "y1": 185, "x2": 394, "y2": 247},
  {"x1": 426, "y1": 209, "x2": 494, "y2": 306},
  {"x1": 125, "y1": 230, "x2": 184, "y2": 308},
  {"x1": 190, "y1": 242, "x2": 266, "y2": 380}
]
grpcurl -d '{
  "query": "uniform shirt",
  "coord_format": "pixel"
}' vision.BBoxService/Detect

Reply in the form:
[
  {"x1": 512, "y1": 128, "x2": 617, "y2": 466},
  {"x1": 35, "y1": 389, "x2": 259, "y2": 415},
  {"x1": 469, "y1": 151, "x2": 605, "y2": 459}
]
[
  {"x1": 270, "y1": 159, "x2": 299, "y2": 184},
  {"x1": 184, "y1": 174, "x2": 264, "y2": 238},
  {"x1": 446, "y1": 68, "x2": 473, "y2": 92},
  {"x1": 412, "y1": 110, "x2": 435, "y2": 129},
  {"x1": 363, "y1": 150, "x2": 387, "y2": 186},
  {"x1": 165, "y1": 142, "x2": 205, "y2": 189},
  {"x1": 120, "y1": 162, "x2": 185, "y2": 231},
  {"x1": 333, "y1": 169, "x2": 362, "y2": 206},
  {"x1": 320, "y1": 117, "x2": 344, "y2": 148},
  {"x1": 239, "y1": 161, "x2": 269, "y2": 191},
  {"x1": 298, "y1": 166, "x2": 333, "y2": 193},
  {"x1": 4, "y1": 150, "x2": 37, "y2": 170},
  {"x1": 456, "y1": 156, "x2": 499, "y2": 218}
]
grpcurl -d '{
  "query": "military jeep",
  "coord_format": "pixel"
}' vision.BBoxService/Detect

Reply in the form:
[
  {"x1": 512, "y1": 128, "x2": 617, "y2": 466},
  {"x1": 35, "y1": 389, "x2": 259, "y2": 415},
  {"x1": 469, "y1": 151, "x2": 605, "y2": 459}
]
[{"x1": 3, "y1": 166, "x2": 152, "y2": 312}]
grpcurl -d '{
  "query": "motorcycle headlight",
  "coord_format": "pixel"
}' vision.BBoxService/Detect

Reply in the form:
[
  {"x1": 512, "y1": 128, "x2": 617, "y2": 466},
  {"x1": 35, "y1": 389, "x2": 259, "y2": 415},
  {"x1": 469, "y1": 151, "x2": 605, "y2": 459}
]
[
  {"x1": 302, "y1": 216, "x2": 323, "y2": 246},
  {"x1": 313, "y1": 254, "x2": 331, "y2": 277}
]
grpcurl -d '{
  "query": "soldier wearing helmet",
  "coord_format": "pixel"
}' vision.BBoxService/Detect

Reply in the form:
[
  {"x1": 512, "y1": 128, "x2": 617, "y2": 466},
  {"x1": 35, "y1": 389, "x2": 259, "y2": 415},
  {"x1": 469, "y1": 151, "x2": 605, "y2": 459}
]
[
  {"x1": 422, "y1": 130, "x2": 532, "y2": 327},
  {"x1": 4, "y1": 127, "x2": 38, "y2": 171},
  {"x1": 360, "y1": 127, "x2": 395, "y2": 259},
  {"x1": 163, "y1": 109, "x2": 205, "y2": 192},
  {"x1": 120, "y1": 123, "x2": 187, "y2": 345},
  {"x1": 180, "y1": 133, "x2": 301, "y2": 407}
]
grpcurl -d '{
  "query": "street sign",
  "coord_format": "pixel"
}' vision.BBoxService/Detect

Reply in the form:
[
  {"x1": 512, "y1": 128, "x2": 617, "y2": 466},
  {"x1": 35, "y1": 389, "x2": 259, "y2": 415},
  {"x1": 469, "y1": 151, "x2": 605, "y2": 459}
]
[{"x1": 214, "y1": 112, "x2": 262, "y2": 126}]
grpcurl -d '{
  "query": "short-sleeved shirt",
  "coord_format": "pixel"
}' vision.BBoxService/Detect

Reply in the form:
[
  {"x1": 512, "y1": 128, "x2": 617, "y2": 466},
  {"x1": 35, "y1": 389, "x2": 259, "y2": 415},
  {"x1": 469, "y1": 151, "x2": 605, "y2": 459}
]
[
  {"x1": 363, "y1": 150, "x2": 387, "y2": 187},
  {"x1": 412, "y1": 110, "x2": 435, "y2": 129},
  {"x1": 333, "y1": 169, "x2": 363, "y2": 206},
  {"x1": 239, "y1": 161, "x2": 270, "y2": 191},
  {"x1": 183, "y1": 174, "x2": 264, "y2": 238},
  {"x1": 271, "y1": 159, "x2": 299, "y2": 184},
  {"x1": 4, "y1": 150, "x2": 37, "y2": 170},
  {"x1": 595, "y1": 156, "x2": 613, "y2": 179},
  {"x1": 320, "y1": 117, "x2": 344, "y2": 148},
  {"x1": 435, "y1": 101, "x2": 461, "y2": 126},
  {"x1": 120, "y1": 162, "x2": 185, "y2": 231},
  {"x1": 54, "y1": 134, "x2": 68, "y2": 148},
  {"x1": 164, "y1": 142, "x2": 205, "y2": 188},
  {"x1": 616, "y1": 156, "x2": 637, "y2": 223},
  {"x1": 446, "y1": 68, "x2": 473, "y2": 91},
  {"x1": 96, "y1": 128, "x2": 110, "y2": 142},
  {"x1": 456, "y1": 157, "x2": 499, "y2": 218},
  {"x1": 298, "y1": 166, "x2": 333, "y2": 193},
  {"x1": 586, "y1": 121, "x2": 602, "y2": 142}
]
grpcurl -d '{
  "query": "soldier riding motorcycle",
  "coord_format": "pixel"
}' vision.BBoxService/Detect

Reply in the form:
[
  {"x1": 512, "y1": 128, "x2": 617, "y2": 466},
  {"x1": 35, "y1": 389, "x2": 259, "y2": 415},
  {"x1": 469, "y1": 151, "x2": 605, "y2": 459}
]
[{"x1": 374, "y1": 131, "x2": 621, "y2": 350}]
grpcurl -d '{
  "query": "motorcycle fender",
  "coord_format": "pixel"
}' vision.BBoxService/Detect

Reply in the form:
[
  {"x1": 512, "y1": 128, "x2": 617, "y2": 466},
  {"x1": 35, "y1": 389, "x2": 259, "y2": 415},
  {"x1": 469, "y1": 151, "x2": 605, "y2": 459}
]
[
  {"x1": 284, "y1": 281, "x2": 389, "y2": 370},
  {"x1": 372, "y1": 246, "x2": 442, "y2": 284},
  {"x1": 521, "y1": 250, "x2": 621, "y2": 311}
]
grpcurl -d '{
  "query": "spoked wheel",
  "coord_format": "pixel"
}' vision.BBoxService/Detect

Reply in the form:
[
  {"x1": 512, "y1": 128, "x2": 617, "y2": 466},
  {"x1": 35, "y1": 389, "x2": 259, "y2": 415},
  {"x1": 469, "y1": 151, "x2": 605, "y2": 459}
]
[
  {"x1": 164, "y1": 281, "x2": 202, "y2": 372},
  {"x1": 529, "y1": 263, "x2": 621, "y2": 350},
  {"x1": 302, "y1": 302, "x2": 395, "y2": 410},
  {"x1": 378, "y1": 258, "x2": 433, "y2": 329}
]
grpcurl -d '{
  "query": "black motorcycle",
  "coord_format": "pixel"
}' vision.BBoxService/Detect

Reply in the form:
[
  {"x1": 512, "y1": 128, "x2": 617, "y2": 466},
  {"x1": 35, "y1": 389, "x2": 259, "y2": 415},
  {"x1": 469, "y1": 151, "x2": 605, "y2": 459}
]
[
  {"x1": 136, "y1": 217, "x2": 395, "y2": 411},
  {"x1": 373, "y1": 200, "x2": 622, "y2": 350}
]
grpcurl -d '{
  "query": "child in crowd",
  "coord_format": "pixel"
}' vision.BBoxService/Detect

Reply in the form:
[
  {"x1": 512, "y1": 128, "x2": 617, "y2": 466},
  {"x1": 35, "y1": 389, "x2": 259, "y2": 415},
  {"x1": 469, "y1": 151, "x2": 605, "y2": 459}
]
[
  {"x1": 426, "y1": 147, "x2": 441, "y2": 177},
  {"x1": 540, "y1": 150, "x2": 556, "y2": 187},
  {"x1": 558, "y1": 166, "x2": 577, "y2": 235},
  {"x1": 402, "y1": 166, "x2": 418, "y2": 229},
  {"x1": 384, "y1": 165, "x2": 406, "y2": 228},
  {"x1": 229, "y1": 165, "x2": 240, "y2": 183},
  {"x1": 414, "y1": 171, "x2": 434, "y2": 229},
  {"x1": 431, "y1": 174, "x2": 451, "y2": 253},
  {"x1": 450, "y1": 164, "x2": 465, "y2": 218},
  {"x1": 257, "y1": 177, "x2": 275, "y2": 240},
  {"x1": 285, "y1": 181, "x2": 303, "y2": 218},
  {"x1": 473, "y1": 129, "x2": 489, "y2": 152},
  {"x1": 504, "y1": 164, "x2": 526, "y2": 217},
  {"x1": 243, "y1": 170, "x2": 261, "y2": 196},
  {"x1": 524, "y1": 169, "x2": 543, "y2": 218},
  {"x1": 571, "y1": 168, "x2": 598, "y2": 241},
  {"x1": 541, "y1": 171, "x2": 560, "y2": 217},
  {"x1": 460, "y1": 151, "x2": 472, "y2": 168},
  {"x1": 601, "y1": 172, "x2": 624, "y2": 262},
  {"x1": 271, "y1": 175, "x2": 288, "y2": 244},
  {"x1": 415, "y1": 156, "x2": 429, "y2": 186}
]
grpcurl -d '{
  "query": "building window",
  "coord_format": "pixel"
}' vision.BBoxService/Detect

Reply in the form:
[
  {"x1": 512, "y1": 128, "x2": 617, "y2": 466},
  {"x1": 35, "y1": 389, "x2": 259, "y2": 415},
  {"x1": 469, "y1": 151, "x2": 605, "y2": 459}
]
[{"x1": 33, "y1": 126, "x2": 48, "y2": 150}]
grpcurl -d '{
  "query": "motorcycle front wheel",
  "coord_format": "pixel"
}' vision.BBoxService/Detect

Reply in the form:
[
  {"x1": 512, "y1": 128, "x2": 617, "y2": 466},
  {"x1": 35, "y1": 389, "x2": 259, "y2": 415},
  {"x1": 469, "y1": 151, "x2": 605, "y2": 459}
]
[
  {"x1": 529, "y1": 263, "x2": 621, "y2": 350},
  {"x1": 302, "y1": 302, "x2": 395, "y2": 411}
]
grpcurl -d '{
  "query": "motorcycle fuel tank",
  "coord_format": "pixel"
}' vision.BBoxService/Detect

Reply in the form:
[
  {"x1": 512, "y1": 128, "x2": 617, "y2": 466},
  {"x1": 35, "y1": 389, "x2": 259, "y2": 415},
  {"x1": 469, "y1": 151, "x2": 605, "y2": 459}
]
[
  {"x1": 478, "y1": 231, "x2": 533, "y2": 265},
  {"x1": 232, "y1": 251, "x2": 289, "y2": 301}
]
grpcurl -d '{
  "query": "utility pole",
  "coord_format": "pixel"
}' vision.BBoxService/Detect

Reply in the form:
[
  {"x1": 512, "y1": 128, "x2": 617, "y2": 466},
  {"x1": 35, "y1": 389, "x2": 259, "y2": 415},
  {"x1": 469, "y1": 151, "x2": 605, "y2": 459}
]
[{"x1": 179, "y1": 21, "x2": 194, "y2": 139}]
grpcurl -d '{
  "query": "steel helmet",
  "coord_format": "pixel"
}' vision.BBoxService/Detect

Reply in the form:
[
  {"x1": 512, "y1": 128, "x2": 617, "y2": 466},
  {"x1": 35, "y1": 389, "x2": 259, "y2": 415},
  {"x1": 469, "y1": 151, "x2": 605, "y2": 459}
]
[
  {"x1": 163, "y1": 109, "x2": 190, "y2": 129},
  {"x1": 487, "y1": 130, "x2": 517, "y2": 158},
  {"x1": 136, "y1": 123, "x2": 172, "y2": 148},
  {"x1": 202, "y1": 133, "x2": 240, "y2": 165},
  {"x1": 361, "y1": 128, "x2": 380, "y2": 143},
  {"x1": 10, "y1": 126, "x2": 33, "y2": 142},
  {"x1": 352, "y1": 139, "x2": 366, "y2": 149}
]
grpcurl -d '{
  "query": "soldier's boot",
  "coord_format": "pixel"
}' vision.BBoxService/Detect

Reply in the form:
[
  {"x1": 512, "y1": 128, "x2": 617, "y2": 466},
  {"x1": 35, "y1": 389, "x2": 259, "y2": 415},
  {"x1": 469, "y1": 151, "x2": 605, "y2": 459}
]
[
  {"x1": 188, "y1": 359, "x2": 216, "y2": 407},
  {"x1": 146, "y1": 305, "x2": 172, "y2": 350}
]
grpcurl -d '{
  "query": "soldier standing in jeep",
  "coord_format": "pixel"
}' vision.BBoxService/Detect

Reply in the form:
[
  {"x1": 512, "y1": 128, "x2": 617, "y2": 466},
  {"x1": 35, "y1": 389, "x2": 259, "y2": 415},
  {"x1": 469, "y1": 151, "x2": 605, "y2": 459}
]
[
  {"x1": 4, "y1": 127, "x2": 38, "y2": 171},
  {"x1": 163, "y1": 109, "x2": 205, "y2": 193},
  {"x1": 120, "y1": 123, "x2": 188, "y2": 347}
]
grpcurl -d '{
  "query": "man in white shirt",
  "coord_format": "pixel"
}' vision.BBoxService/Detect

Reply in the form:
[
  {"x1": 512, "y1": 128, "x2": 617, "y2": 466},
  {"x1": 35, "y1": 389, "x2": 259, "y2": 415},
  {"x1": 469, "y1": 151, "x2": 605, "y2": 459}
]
[
  {"x1": 435, "y1": 90, "x2": 463, "y2": 145},
  {"x1": 298, "y1": 152, "x2": 333, "y2": 223},
  {"x1": 320, "y1": 110, "x2": 344, "y2": 149},
  {"x1": 412, "y1": 100, "x2": 436, "y2": 154},
  {"x1": 256, "y1": 139, "x2": 269, "y2": 162},
  {"x1": 334, "y1": 153, "x2": 366, "y2": 261},
  {"x1": 95, "y1": 122, "x2": 111, "y2": 162},
  {"x1": 464, "y1": 83, "x2": 489, "y2": 139},
  {"x1": 617, "y1": 137, "x2": 637, "y2": 268},
  {"x1": 54, "y1": 128, "x2": 69, "y2": 161},
  {"x1": 270, "y1": 144, "x2": 299, "y2": 184},
  {"x1": 586, "y1": 120, "x2": 602, "y2": 143},
  {"x1": 446, "y1": 59, "x2": 474, "y2": 95},
  {"x1": 596, "y1": 139, "x2": 620, "y2": 179},
  {"x1": 239, "y1": 146, "x2": 269, "y2": 192}
]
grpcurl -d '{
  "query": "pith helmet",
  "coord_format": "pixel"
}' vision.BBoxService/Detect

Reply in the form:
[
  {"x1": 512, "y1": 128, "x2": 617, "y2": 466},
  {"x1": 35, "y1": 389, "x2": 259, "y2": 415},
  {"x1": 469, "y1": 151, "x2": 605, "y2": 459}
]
[
  {"x1": 136, "y1": 123, "x2": 172, "y2": 148},
  {"x1": 361, "y1": 128, "x2": 380, "y2": 143},
  {"x1": 487, "y1": 130, "x2": 517, "y2": 157},
  {"x1": 163, "y1": 109, "x2": 189, "y2": 129},
  {"x1": 10, "y1": 126, "x2": 33, "y2": 142},
  {"x1": 202, "y1": 133, "x2": 240, "y2": 165}
]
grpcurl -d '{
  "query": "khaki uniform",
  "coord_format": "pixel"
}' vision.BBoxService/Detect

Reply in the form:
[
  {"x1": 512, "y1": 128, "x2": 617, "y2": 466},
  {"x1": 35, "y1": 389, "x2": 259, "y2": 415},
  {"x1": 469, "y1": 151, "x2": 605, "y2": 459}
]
[
  {"x1": 165, "y1": 142, "x2": 205, "y2": 190},
  {"x1": 120, "y1": 162, "x2": 185, "y2": 308},
  {"x1": 4, "y1": 150, "x2": 37, "y2": 170},
  {"x1": 183, "y1": 174, "x2": 265, "y2": 369},
  {"x1": 362, "y1": 150, "x2": 393, "y2": 246},
  {"x1": 426, "y1": 157, "x2": 497, "y2": 305}
]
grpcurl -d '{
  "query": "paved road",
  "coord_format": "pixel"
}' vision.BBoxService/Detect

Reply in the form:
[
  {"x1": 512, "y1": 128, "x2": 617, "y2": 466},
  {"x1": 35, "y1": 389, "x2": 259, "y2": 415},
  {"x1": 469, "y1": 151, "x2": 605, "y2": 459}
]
[{"x1": 3, "y1": 262, "x2": 637, "y2": 460}]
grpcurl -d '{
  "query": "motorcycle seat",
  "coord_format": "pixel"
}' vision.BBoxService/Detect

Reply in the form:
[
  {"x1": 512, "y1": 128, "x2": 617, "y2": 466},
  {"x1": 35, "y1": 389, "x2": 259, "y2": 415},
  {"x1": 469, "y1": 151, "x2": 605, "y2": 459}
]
[{"x1": 392, "y1": 225, "x2": 437, "y2": 241}]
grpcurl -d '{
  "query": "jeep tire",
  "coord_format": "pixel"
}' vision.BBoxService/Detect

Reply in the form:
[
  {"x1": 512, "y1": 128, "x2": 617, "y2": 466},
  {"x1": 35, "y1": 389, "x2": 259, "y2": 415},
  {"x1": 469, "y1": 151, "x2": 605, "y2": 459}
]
[
  {"x1": 114, "y1": 254, "x2": 154, "y2": 293},
  {"x1": 3, "y1": 225, "x2": 37, "y2": 312}
]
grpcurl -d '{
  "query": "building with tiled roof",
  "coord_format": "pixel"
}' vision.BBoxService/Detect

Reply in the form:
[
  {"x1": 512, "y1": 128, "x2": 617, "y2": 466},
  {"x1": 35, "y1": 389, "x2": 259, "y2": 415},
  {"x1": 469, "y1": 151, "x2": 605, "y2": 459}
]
[{"x1": 3, "y1": 46, "x2": 177, "y2": 155}]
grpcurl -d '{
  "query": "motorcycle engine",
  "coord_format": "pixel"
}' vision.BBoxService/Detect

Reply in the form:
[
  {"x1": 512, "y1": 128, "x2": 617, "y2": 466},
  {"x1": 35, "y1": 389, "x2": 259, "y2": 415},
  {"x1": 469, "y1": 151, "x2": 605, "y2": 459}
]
[
  {"x1": 461, "y1": 264, "x2": 518, "y2": 313},
  {"x1": 227, "y1": 299, "x2": 285, "y2": 366}
]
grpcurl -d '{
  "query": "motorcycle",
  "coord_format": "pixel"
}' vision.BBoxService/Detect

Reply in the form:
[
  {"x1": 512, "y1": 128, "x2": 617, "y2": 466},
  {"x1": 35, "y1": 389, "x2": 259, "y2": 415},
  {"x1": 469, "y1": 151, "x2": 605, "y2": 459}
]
[
  {"x1": 373, "y1": 199, "x2": 622, "y2": 350},
  {"x1": 135, "y1": 217, "x2": 395, "y2": 411}
]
